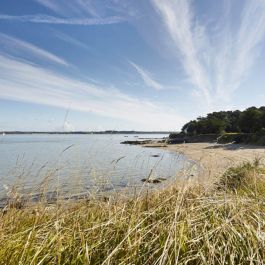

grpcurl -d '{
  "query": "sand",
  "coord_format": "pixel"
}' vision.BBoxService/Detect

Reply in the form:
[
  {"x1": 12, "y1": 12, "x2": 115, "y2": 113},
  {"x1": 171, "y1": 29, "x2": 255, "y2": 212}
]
[{"x1": 145, "y1": 142, "x2": 265, "y2": 177}]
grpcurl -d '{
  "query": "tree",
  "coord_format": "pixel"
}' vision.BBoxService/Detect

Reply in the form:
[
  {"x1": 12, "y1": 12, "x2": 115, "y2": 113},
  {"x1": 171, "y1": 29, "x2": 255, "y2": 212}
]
[
  {"x1": 239, "y1": 107, "x2": 263, "y2": 133},
  {"x1": 181, "y1": 107, "x2": 265, "y2": 135},
  {"x1": 182, "y1": 120, "x2": 198, "y2": 135}
]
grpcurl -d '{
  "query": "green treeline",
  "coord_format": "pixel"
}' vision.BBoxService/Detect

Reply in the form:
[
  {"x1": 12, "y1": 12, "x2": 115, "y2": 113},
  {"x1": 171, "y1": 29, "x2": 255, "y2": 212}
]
[{"x1": 182, "y1": 106, "x2": 265, "y2": 135}]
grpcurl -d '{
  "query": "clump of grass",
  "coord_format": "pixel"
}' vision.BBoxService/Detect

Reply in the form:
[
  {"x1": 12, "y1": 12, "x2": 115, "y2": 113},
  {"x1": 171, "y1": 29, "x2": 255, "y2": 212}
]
[
  {"x1": 217, "y1": 158, "x2": 265, "y2": 195},
  {"x1": 1, "y1": 160, "x2": 265, "y2": 264}
]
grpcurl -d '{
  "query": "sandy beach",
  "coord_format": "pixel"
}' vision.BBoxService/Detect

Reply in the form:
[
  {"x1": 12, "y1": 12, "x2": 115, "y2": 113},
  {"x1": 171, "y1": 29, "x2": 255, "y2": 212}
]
[{"x1": 146, "y1": 142, "x2": 265, "y2": 177}]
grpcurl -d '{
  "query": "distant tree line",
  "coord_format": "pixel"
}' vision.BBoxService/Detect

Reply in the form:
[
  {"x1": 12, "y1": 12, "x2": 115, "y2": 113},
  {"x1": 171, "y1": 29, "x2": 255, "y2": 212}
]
[{"x1": 182, "y1": 106, "x2": 265, "y2": 135}]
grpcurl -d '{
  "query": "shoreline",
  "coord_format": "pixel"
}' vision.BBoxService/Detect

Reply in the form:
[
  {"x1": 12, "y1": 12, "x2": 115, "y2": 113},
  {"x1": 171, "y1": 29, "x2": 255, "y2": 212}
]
[
  {"x1": 144, "y1": 142, "x2": 265, "y2": 177},
  {"x1": 2, "y1": 143, "x2": 265, "y2": 264},
  {"x1": 2, "y1": 141, "x2": 265, "y2": 209}
]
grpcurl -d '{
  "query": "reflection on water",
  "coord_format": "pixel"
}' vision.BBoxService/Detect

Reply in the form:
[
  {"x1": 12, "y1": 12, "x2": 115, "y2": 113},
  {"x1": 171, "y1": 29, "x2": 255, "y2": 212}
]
[{"x1": 0, "y1": 134, "x2": 195, "y2": 202}]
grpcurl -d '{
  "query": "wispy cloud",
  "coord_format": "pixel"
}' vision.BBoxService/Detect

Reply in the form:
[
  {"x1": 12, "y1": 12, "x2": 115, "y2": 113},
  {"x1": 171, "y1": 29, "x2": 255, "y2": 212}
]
[
  {"x1": 0, "y1": 33, "x2": 69, "y2": 66},
  {"x1": 35, "y1": 0, "x2": 139, "y2": 19},
  {"x1": 130, "y1": 61, "x2": 178, "y2": 91},
  {"x1": 35, "y1": 0, "x2": 100, "y2": 18},
  {"x1": 34, "y1": 0, "x2": 62, "y2": 15},
  {"x1": 52, "y1": 30, "x2": 91, "y2": 50},
  {"x1": 0, "y1": 54, "x2": 185, "y2": 130},
  {"x1": 215, "y1": 0, "x2": 265, "y2": 100},
  {"x1": 0, "y1": 14, "x2": 126, "y2": 26},
  {"x1": 0, "y1": 0, "x2": 133, "y2": 26},
  {"x1": 150, "y1": 0, "x2": 265, "y2": 109},
  {"x1": 151, "y1": 0, "x2": 211, "y2": 104}
]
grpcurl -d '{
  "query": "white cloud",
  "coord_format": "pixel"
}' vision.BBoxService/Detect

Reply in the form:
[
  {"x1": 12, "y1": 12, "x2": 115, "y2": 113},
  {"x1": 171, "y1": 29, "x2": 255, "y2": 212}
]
[
  {"x1": 0, "y1": 14, "x2": 126, "y2": 26},
  {"x1": 35, "y1": 0, "x2": 62, "y2": 14},
  {"x1": 150, "y1": 0, "x2": 265, "y2": 110},
  {"x1": 216, "y1": 0, "x2": 265, "y2": 98},
  {"x1": 0, "y1": 33, "x2": 69, "y2": 66},
  {"x1": 151, "y1": 0, "x2": 211, "y2": 105},
  {"x1": 0, "y1": 0, "x2": 135, "y2": 27},
  {"x1": 0, "y1": 54, "x2": 185, "y2": 130},
  {"x1": 35, "y1": 0, "x2": 138, "y2": 19},
  {"x1": 35, "y1": 0, "x2": 99, "y2": 17},
  {"x1": 0, "y1": 0, "x2": 139, "y2": 27},
  {"x1": 130, "y1": 61, "x2": 175, "y2": 91},
  {"x1": 52, "y1": 31, "x2": 91, "y2": 50}
]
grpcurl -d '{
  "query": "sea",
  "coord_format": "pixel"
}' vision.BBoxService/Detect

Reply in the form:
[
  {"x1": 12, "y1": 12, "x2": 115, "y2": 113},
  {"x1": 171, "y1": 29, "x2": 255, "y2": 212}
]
[{"x1": 0, "y1": 134, "x2": 196, "y2": 204}]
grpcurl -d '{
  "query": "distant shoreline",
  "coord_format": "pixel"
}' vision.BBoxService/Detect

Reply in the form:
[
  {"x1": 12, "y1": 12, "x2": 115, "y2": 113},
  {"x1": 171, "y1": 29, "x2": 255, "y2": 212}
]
[{"x1": 0, "y1": 131, "x2": 173, "y2": 135}]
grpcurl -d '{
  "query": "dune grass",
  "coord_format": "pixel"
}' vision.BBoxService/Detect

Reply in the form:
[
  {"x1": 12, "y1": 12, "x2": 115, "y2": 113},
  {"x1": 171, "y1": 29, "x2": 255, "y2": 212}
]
[{"x1": 1, "y1": 160, "x2": 265, "y2": 264}]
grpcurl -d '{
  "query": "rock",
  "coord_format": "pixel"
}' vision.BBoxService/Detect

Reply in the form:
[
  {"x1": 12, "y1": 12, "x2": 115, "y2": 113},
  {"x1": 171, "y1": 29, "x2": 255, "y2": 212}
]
[
  {"x1": 151, "y1": 179, "x2": 161, "y2": 184},
  {"x1": 102, "y1": 196, "x2": 109, "y2": 202},
  {"x1": 156, "y1": 177, "x2": 167, "y2": 181},
  {"x1": 141, "y1": 177, "x2": 167, "y2": 184}
]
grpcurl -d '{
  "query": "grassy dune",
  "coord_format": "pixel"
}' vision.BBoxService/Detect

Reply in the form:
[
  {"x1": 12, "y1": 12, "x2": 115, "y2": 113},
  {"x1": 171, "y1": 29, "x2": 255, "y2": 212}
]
[{"x1": 1, "y1": 160, "x2": 265, "y2": 264}]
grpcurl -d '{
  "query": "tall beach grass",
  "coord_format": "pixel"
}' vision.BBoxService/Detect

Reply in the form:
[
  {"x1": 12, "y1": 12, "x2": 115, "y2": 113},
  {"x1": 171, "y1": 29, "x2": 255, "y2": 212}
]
[{"x1": 1, "y1": 159, "x2": 265, "y2": 264}]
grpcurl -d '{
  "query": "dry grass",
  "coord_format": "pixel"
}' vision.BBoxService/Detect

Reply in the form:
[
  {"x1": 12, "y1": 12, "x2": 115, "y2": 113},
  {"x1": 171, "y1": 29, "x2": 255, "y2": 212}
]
[{"x1": 1, "y1": 160, "x2": 265, "y2": 264}]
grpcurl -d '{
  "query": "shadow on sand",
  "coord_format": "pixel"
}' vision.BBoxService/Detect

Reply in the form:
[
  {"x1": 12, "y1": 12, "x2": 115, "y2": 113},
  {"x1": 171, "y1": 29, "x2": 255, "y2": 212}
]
[{"x1": 204, "y1": 143, "x2": 265, "y2": 151}]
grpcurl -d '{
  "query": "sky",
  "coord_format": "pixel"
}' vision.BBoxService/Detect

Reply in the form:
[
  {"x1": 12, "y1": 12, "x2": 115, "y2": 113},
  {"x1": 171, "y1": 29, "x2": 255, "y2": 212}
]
[{"x1": 0, "y1": 0, "x2": 265, "y2": 131}]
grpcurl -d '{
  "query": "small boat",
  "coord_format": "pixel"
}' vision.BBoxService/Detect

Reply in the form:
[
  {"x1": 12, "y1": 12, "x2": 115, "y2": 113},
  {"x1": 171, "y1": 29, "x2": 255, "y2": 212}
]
[{"x1": 2, "y1": 132, "x2": 5, "y2": 136}]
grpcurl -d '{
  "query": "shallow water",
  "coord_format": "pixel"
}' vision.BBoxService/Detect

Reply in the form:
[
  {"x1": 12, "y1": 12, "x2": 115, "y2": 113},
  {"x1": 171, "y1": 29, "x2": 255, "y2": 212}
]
[{"x1": 0, "y1": 134, "x2": 194, "y2": 201}]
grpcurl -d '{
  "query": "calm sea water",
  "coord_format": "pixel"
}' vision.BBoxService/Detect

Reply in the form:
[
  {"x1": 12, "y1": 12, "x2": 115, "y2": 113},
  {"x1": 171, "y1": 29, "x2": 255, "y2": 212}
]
[{"x1": 0, "y1": 134, "x2": 194, "y2": 201}]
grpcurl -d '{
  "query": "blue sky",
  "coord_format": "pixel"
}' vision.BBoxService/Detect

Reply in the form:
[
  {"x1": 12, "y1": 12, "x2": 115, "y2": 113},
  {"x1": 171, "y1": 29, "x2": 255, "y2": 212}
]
[{"x1": 0, "y1": 0, "x2": 265, "y2": 131}]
